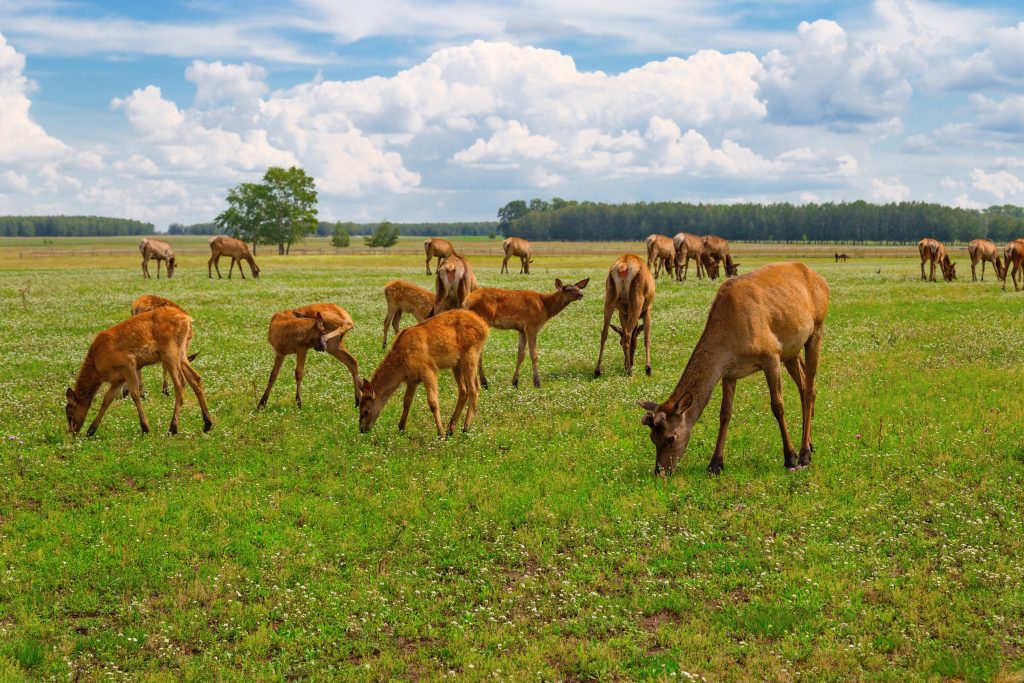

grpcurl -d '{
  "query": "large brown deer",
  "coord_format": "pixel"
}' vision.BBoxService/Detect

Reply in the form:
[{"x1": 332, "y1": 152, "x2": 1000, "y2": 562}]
[
  {"x1": 595, "y1": 254, "x2": 655, "y2": 378},
  {"x1": 432, "y1": 254, "x2": 478, "y2": 315},
  {"x1": 139, "y1": 238, "x2": 176, "y2": 279},
  {"x1": 501, "y1": 237, "x2": 534, "y2": 274},
  {"x1": 1000, "y1": 239, "x2": 1024, "y2": 291},
  {"x1": 130, "y1": 295, "x2": 196, "y2": 396},
  {"x1": 645, "y1": 234, "x2": 675, "y2": 279},
  {"x1": 208, "y1": 235, "x2": 260, "y2": 279},
  {"x1": 358, "y1": 309, "x2": 488, "y2": 437},
  {"x1": 465, "y1": 278, "x2": 589, "y2": 388},
  {"x1": 424, "y1": 237, "x2": 455, "y2": 275},
  {"x1": 967, "y1": 239, "x2": 1001, "y2": 282},
  {"x1": 65, "y1": 307, "x2": 213, "y2": 436},
  {"x1": 638, "y1": 262, "x2": 829, "y2": 476},
  {"x1": 258, "y1": 304, "x2": 361, "y2": 409},
  {"x1": 672, "y1": 232, "x2": 706, "y2": 281},
  {"x1": 918, "y1": 238, "x2": 956, "y2": 282},
  {"x1": 382, "y1": 280, "x2": 434, "y2": 349},
  {"x1": 702, "y1": 235, "x2": 739, "y2": 278}
]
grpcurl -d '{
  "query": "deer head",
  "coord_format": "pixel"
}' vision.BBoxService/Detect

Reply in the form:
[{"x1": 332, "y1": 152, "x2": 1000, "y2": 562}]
[
  {"x1": 358, "y1": 378, "x2": 382, "y2": 433},
  {"x1": 166, "y1": 257, "x2": 176, "y2": 278},
  {"x1": 638, "y1": 392, "x2": 695, "y2": 475},
  {"x1": 555, "y1": 278, "x2": 589, "y2": 302},
  {"x1": 65, "y1": 388, "x2": 88, "y2": 435},
  {"x1": 293, "y1": 310, "x2": 327, "y2": 351},
  {"x1": 610, "y1": 322, "x2": 644, "y2": 374},
  {"x1": 941, "y1": 258, "x2": 957, "y2": 282}
]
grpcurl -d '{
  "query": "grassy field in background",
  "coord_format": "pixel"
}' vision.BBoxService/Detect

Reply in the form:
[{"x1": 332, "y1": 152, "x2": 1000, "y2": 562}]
[{"x1": 0, "y1": 240, "x2": 1022, "y2": 681}]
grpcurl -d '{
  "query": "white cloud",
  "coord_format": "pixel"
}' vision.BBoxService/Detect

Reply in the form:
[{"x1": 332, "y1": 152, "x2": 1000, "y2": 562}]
[
  {"x1": 968, "y1": 94, "x2": 1024, "y2": 134},
  {"x1": 0, "y1": 170, "x2": 29, "y2": 190},
  {"x1": 186, "y1": 60, "x2": 268, "y2": 109},
  {"x1": 0, "y1": 32, "x2": 67, "y2": 163},
  {"x1": 952, "y1": 193, "x2": 983, "y2": 210},
  {"x1": 871, "y1": 176, "x2": 910, "y2": 202},
  {"x1": 971, "y1": 169, "x2": 1024, "y2": 201},
  {"x1": 932, "y1": 21, "x2": 1024, "y2": 91}
]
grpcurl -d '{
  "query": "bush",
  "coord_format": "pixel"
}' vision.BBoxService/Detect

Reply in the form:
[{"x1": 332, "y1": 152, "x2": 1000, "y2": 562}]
[
  {"x1": 331, "y1": 222, "x2": 351, "y2": 248},
  {"x1": 364, "y1": 221, "x2": 400, "y2": 248}
]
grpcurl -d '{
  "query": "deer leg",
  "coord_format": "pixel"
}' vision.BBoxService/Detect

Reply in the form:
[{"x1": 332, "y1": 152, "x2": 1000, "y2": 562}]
[
  {"x1": 446, "y1": 366, "x2": 469, "y2": 437},
  {"x1": 642, "y1": 305, "x2": 652, "y2": 377},
  {"x1": 163, "y1": 359, "x2": 186, "y2": 435},
  {"x1": 520, "y1": 256, "x2": 527, "y2": 274},
  {"x1": 258, "y1": 353, "x2": 286, "y2": 409},
  {"x1": 594, "y1": 280, "x2": 616, "y2": 378},
  {"x1": 156, "y1": 260, "x2": 162, "y2": 279},
  {"x1": 463, "y1": 354, "x2": 480, "y2": 432},
  {"x1": 161, "y1": 365, "x2": 170, "y2": 396},
  {"x1": 972, "y1": 259, "x2": 978, "y2": 282},
  {"x1": 180, "y1": 361, "x2": 213, "y2": 432},
  {"x1": 123, "y1": 369, "x2": 150, "y2": 434},
  {"x1": 981, "y1": 259, "x2": 986, "y2": 281},
  {"x1": 706, "y1": 377, "x2": 736, "y2": 475},
  {"x1": 478, "y1": 353, "x2": 489, "y2": 390},
  {"x1": 238, "y1": 257, "x2": 247, "y2": 279},
  {"x1": 511, "y1": 331, "x2": 527, "y2": 388},
  {"x1": 398, "y1": 381, "x2": 418, "y2": 431},
  {"x1": 920, "y1": 257, "x2": 926, "y2": 280},
  {"x1": 327, "y1": 341, "x2": 361, "y2": 408},
  {"x1": 382, "y1": 308, "x2": 396, "y2": 350},
  {"x1": 527, "y1": 331, "x2": 541, "y2": 388},
  {"x1": 294, "y1": 348, "x2": 308, "y2": 408},
  {"x1": 86, "y1": 380, "x2": 126, "y2": 437},
  {"x1": 784, "y1": 355, "x2": 812, "y2": 465},
  {"x1": 422, "y1": 374, "x2": 444, "y2": 437},
  {"x1": 764, "y1": 358, "x2": 799, "y2": 470},
  {"x1": 800, "y1": 330, "x2": 822, "y2": 464},
  {"x1": 501, "y1": 255, "x2": 509, "y2": 274}
]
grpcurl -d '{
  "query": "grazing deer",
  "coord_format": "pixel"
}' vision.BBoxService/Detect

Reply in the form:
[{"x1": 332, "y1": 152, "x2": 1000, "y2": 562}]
[
  {"x1": 465, "y1": 278, "x2": 589, "y2": 389},
  {"x1": 358, "y1": 309, "x2": 488, "y2": 436},
  {"x1": 139, "y1": 238, "x2": 176, "y2": 279},
  {"x1": 65, "y1": 307, "x2": 213, "y2": 436},
  {"x1": 918, "y1": 238, "x2": 956, "y2": 282},
  {"x1": 130, "y1": 295, "x2": 197, "y2": 396},
  {"x1": 967, "y1": 239, "x2": 1001, "y2": 282},
  {"x1": 424, "y1": 237, "x2": 455, "y2": 275},
  {"x1": 258, "y1": 304, "x2": 361, "y2": 410},
  {"x1": 208, "y1": 235, "x2": 260, "y2": 279},
  {"x1": 501, "y1": 237, "x2": 534, "y2": 274},
  {"x1": 638, "y1": 262, "x2": 829, "y2": 476},
  {"x1": 834, "y1": 253, "x2": 849, "y2": 263},
  {"x1": 595, "y1": 254, "x2": 655, "y2": 378},
  {"x1": 645, "y1": 234, "x2": 675, "y2": 279},
  {"x1": 702, "y1": 235, "x2": 739, "y2": 278},
  {"x1": 672, "y1": 232, "x2": 706, "y2": 281},
  {"x1": 432, "y1": 254, "x2": 478, "y2": 315},
  {"x1": 382, "y1": 280, "x2": 434, "y2": 350},
  {"x1": 1000, "y1": 239, "x2": 1024, "y2": 291}
]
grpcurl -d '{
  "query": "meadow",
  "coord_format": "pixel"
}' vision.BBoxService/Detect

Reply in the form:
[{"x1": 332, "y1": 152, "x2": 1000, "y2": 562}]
[{"x1": 0, "y1": 237, "x2": 1022, "y2": 681}]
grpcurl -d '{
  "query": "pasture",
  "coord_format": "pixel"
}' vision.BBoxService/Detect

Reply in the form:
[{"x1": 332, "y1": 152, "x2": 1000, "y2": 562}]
[{"x1": 0, "y1": 238, "x2": 1022, "y2": 681}]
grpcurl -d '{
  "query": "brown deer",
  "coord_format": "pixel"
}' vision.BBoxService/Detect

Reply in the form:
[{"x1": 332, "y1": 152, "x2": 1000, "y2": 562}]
[
  {"x1": 139, "y1": 238, "x2": 176, "y2": 279},
  {"x1": 918, "y1": 238, "x2": 956, "y2": 282},
  {"x1": 1000, "y1": 239, "x2": 1024, "y2": 291},
  {"x1": 672, "y1": 232, "x2": 706, "y2": 281},
  {"x1": 358, "y1": 309, "x2": 488, "y2": 437},
  {"x1": 638, "y1": 262, "x2": 829, "y2": 475},
  {"x1": 702, "y1": 235, "x2": 739, "y2": 278},
  {"x1": 424, "y1": 237, "x2": 455, "y2": 275},
  {"x1": 130, "y1": 295, "x2": 196, "y2": 396},
  {"x1": 65, "y1": 307, "x2": 213, "y2": 436},
  {"x1": 465, "y1": 278, "x2": 589, "y2": 389},
  {"x1": 501, "y1": 236, "x2": 534, "y2": 274},
  {"x1": 967, "y1": 239, "x2": 1001, "y2": 282},
  {"x1": 382, "y1": 280, "x2": 434, "y2": 349},
  {"x1": 645, "y1": 234, "x2": 675, "y2": 279},
  {"x1": 834, "y1": 252, "x2": 849, "y2": 263},
  {"x1": 208, "y1": 235, "x2": 260, "y2": 279},
  {"x1": 432, "y1": 254, "x2": 478, "y2": 315},
  {"x1": 595, "y1": 254, "x2": 655, "y2": 378},
  {"x1": 258, "y1": 304, "x2": 361, "y2": 409}
]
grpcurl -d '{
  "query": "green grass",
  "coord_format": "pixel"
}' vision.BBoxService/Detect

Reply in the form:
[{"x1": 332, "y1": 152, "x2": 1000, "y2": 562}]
[{"x1": 0, "y1": 244, "x2": 1022, "y2": 681}]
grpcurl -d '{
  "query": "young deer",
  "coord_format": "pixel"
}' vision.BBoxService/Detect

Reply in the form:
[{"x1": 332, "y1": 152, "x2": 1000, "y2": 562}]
[
  {"x1": 139, "y1": 238, "x2": 176, "y2": 279},
  {"x1": 1000, "y1": 239, "x2": 1024, "y2": 291},
  {"x1": 358, "y1": 309, "x2": 488, "y2": 437},
  {"x1": 639, "y1": 262, "x2": 829, "y2": 475},
  {"x1": 967, "y1": 239, "x2": 1001, "y2": 282},
  {"x1": 918, "y1": 238, "x2": 956, "y2": 282},
  {"x1": 702, "y1": 235, "x2": 739, "y2": 278},
  {"x1": 424, "y1": 237, "x2": 455, "y2": 275},
  {"x1": 465, "y1": 278, "x2": 589, "y2": 388},
  {"x1": 130, "y1": 295, "x2": 196, "y2": 396},
  {"x1": 834, "y1": 253, "x2": 849, "y2": 263},
  {"x1": 65, "y1": 307, "x2": 213, "y2": 436},
  {"x1": 672, "y1": 232, "x2": 706, "y2": 281},
  {"x1": 382, "y1": 280, "x2": 434, "y2": 349},
  {"x1": 595, "y1": 254, "x2": 655, "y2": 378},
  {"x1": 258, "y1": 304, "x2": 361, "y2": 409},
  {"x1": 432, "y1": 254, "x2": 478, "y2": 315},
  {"x1": 501, "y1": 237, "x2": 534, "y2": 274},
  {"x1": 645, "y1": 234, "x2": 675, "y2": 279},
  {"x1": 208, "y1": 235, "x2": 261, "y2": 279}
]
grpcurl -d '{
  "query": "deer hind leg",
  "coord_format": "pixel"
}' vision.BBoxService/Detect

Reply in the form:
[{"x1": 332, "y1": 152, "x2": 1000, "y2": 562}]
[
  {"x1": 398, "y1": 381, "x2": 419, "y2": 431},
  {"x1": 784, "y1": 355, "x2": 812, "y2": 466},
  {"x1": 511, "y1": 331, "x2": 527, "y2": 388},
  {"x1": 382, "y1": 307, "x2": 397, "y2": 350},
  {"x1": 593, "y1": 278, "x2": 616, "y2": 378},
  {"x1": 294, "y1": 348, "x2": 308, "y2": 408},
  {"x1": 706, "y1": 377, "x2": 736, "y2": 475},
  {"x1": 501, "y1": 254, "x2": 509, "y2": 274},
  {"x1": 527, "y1": 330, "x2": 541, "y2": 388},
  {"x1": 447, "y1": 366, "x2": 469, "y2": 437},
  {"x1": 920, "y1": 255, "x2": 927, "y2": 280},
  {"x1": 156, "y1": 260, "x2": 162, "y2": 279},
  {"x1": 972, "y1": 257, "x2": 978, "y2": 282},
  {"x1": 641, "y1": 305, "x2": 652, "y2": 376},
  {"x1": 123, "y1": 367, "x2": 151, "y2": 434},
  {"x1": 422, "y1": 373, "x2": 445, "y2": 437},
  {"x1": 180, "y1": 361, "x2": 213, "y2": 432},
  {"x1": 258, "y1": 353, "x2": 287, "y2": 409},
  {"x1": 142, "y1": 257, "x2": 149, "y2": 278},
  {"x1": 463, "y1": 353, "x2": 481, "y2": 432},
  {"x1": 214, "y1": 254, "x2": 223, "y2": 278},
  {"x1": 764, "y1": 357, "x2": 799, "y2": 469},
  {"x1": 800, "y1": 328, "x2": 823, "y2": 463},
  {"x1": 327, "y1": 341, "x2": 361, "y2": 408},
  {"x1": 86, "y1": 380, "x2": 127, "y2": 437},
  {"x1": 162, "y1": 356, "x2": 187, "y2": 435}
]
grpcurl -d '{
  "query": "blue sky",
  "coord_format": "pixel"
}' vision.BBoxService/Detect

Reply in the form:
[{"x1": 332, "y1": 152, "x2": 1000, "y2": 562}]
[{"x1": 1, "y1": 0, "x2": 1023, "y2": 229}]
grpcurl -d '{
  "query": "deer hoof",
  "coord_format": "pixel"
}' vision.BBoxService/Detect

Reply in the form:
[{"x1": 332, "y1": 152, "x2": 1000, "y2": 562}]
[
  {"x1": 645, "y1": 365, "x2": 652, "y2": 376},
  {"x1": 706, "y1": 460, "x2": 724, "y2": 475},
  {"x1": 593, "y1": 368, "x2": 601, "y2": 379},
  {"x1": 140, "y1": 423, "x2": 150, "y2": 434},
  {"x1": 203, "y1": 419, "x2": 213, "y2": 433},
  {"x1": 86, "y1": 425, "x2": 97, "y2": 437},
  {"x1": 168, "y1": 423, "x2": 178, "y2": 435},
  {"x1": 481, "y1": 378, "x2": 489, "y2": 390},
  {"x1": 533, "y1": 378, "x2": 541, "y2": 388}
]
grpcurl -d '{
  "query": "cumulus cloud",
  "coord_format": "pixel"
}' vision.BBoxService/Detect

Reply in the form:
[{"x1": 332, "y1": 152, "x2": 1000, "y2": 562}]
[
  {"x1": 931, "y1": 22, "x2": 1024, "y2": 91},
  {"x1": 186, "y1": 60, "x2": 268, "y2": 109},
  {"x1": 871, "y1": 176, "x2": 910, "y2": 202},
  {"x1": 971, "y1": 169, "x2": 1024, "y2": 201},
  {"x1": 968, "y1": 94, "x2": 1024, "y2": 135},
  {"x1": 0, "y1": 32, "x2": 67, "y2": 163}
]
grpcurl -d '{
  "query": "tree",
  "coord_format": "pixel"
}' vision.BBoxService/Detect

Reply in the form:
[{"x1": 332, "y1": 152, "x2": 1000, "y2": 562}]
[
  {"x1": 497, "y1": 200, "x2": 529, "y2": 232},
  {"x1": 364, "y1": 221, "x2": 400, "y2": 247},
  {"x1": 262, "y1": 166, "x2": 319, "y2": 255},
  {"x1": 214, "y1": 182, "x2": 269, "y2": 253},
  {"x1": 331, "y1": 222, "x2": 352, "y2": 248}
]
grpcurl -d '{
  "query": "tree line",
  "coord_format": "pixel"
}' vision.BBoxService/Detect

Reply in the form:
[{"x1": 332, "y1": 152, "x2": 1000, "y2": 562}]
[
  {"x1": 499, "y1": 199, "x2": 1024, "y2": 244},
  {"x1": 0, "y1": 216, "x2": 154, "y2": 237}
]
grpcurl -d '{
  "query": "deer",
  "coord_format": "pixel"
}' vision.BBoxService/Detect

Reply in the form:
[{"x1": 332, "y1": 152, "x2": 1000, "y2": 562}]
[
  {"x1": 129, "y1": 295, "x2": 197, "y2": 397},
  {"x1": 702, "y1": 235, "x2": 739, "y2": 278},
  {"x1": 1000, "y1": 239, "x2": 1024, "y2": 291},
  {"x1": 638, "y1": 261, "x2": 829, "y2": 476},
  {"x1": 208, "y1": 235, "x2": 260, "y2": 279},
  {"x1": 382, "y1": 280, "x2": 434, "y2": 350},
  {"x1": 424, "y1": 237, "x2": 455, "y2": 275},
  {"x1": 645, "y1": 234, "x2": 675, "y2": 279},
  {"x1": 672, "y1": 232, "x2": 707, "y2": 281},
  {"x1": 918, "y1": 238, "x2": 956, "y2": 282},
  {"x1": 139, "y1": 238, "x2": 176, "y2": 279},
  {"x1": 834, "y1": 253, "x2": 849, "y2": 263},
  {"x1": 501, "y1": 236, "x2": 534, "y2": 274},
  {"x1": 432, "y1": 254, "x2": 478, "y2": 315},
  {"x1": 65, "y1": 307, "x2": 213, "y2": 437},
  {"x1": 465, "y1": 278, "x2": 589, "y2": 389},
  {"x1": 967, "y1": 239, "x2": 1001, "y2": 282},
  {"x1": 257, "y1": 304, "x2": 362, "y2": 410},
  {"x1": 595, "y1": 254, "x2": 655, "y2": 378},
  {"x1": 358, "y1": 309, "x2": 488, "y2": 437}
]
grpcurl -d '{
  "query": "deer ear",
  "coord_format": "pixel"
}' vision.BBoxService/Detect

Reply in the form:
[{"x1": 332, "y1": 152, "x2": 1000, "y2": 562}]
[
  {"x1": 672, "y1": 392, "x2": 694, "y2": 413},
  {"x1": 66, "y1": 388, "x2": 77, "y2": 404},
  {"x1": 360, "y1": 378, "x2": 374, "y2": 394},
  {"x1": 641, "y1": 412, "x2": 653, "y2": 426},
  {"x1": 637, "y1": 400, "x2": 659, "y2": 412},
  {"x1": 555, "y1": 278, "x2": 564, "y2": 290},
  {"x1": 575, "y1": 278, "x2": 590, "y2": 289},
  {"x1": 292, "y1": 310, "x2": 308, "y2": 319}
]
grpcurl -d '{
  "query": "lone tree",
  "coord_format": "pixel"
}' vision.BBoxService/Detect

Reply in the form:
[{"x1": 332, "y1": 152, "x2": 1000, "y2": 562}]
[
  {"x1": 364, "y1": 220, "x2": 400, "y2": 248},
  {"x1": 331, "y1": 222, "x2": 352, "y2": 248},
  {"x1": 214, "y1": 182, "x2": 269, "y2": 254},
  {"x1": 215, "y1": 166, "x2": 319, "y2": 255}
]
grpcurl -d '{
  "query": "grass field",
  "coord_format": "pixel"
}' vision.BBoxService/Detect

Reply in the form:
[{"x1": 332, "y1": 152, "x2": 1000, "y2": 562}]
[{"x1": 1, "y1": 238, "x2": 1022, "y2": 681}]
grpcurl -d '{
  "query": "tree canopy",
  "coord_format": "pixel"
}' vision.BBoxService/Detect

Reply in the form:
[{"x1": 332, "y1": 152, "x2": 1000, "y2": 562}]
[
  {"x1": 214, "y1": 167, "x2": 319, "y2": 254},
  {"x1": 0, "y1": 216, "x2": 154, "y2": 237}
]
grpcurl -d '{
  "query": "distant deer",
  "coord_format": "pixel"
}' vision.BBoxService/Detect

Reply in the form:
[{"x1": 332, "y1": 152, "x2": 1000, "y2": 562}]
[
  {"x1": 432, "y1": 254, "x2": 478, "y2": 315},
  {"x1": 130, "y1": 295, "x2": 197, "y2": 396},
  {"x1": 967, "y1": 239, "x2": 1001, "y2": 282},
  {"x1": 702, "y1": 235, "x2": 739, "y2": 278},
  {"x1": 358, "y1": 309, "x2": 488, "y2": 437},
  {"x1": 672, "y1": 232, "x2": 706, "y2": 280},
  {"x1": 501, "y1": 237, "x2": 534, "y2": 274},
  {"x1": 645, "y1": 234, "x2": 675, "y2": 279},
  {"x1": 1000, "y1": 239, "x2": 1024, "y2": 291},
  {"x1": 208, "y1": 235, "x2": 260, "y2": 279},
  {"x1": 465, "y1": 278, "x2": 589, "y2": 388},
  {"x1": 65, "y1": 307, "x2": 213, "y2": 436},
  {"x1": 424, "y1": 237, "x2": 455, "y2": 275},
  {"x1": 258, "y1": 304, "x2": 361, "y2": 410},
  {"x1": 139, "y1": 238, "x2": 176, "y2": 279},
  {"x1": 638, "y1": 262, "x2": 829, "y2": 475},
  {"x1": 595, "y1": 254, "x2": 655, "y2": 378},
  {"x1": 918, "y1": 238, "x2": 956, "y2": 282},
  {"x1": 382, "y1": 280, "x2": 434, "y2": 349},
  {"x1": 834, "y1": 253, "x2": 849, "y2": 263}
]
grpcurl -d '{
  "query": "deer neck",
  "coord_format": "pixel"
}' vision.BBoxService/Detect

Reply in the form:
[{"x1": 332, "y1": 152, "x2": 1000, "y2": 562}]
[
  {"x1": 73, "y1": 354, "x2": 103, "y2": 405},
  {"x1": 541, "y1": 291, "x2": 573, "y2": 319},
  {"x1": 368, "y1": 351, "x2": 407, "y2": 406},
  {"x1": 664, "y1": 335, "x2": 726, "y2": 421}
]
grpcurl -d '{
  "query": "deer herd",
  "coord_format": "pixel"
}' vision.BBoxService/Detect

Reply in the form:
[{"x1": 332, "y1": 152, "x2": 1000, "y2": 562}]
[{"x1": 61, "y1": 230, "x2": 1021, "y2": 476}]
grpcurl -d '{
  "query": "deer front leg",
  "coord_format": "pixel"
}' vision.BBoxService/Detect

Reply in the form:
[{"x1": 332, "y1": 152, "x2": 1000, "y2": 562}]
[
  {"x1": 258, "y1": 354, "x2": 286, "y2": 409},
  {"x1": 398, "y1": 381, "x2": 419, "y2": 431},
  {"x1": 447, "y1": 366, "x2": 469, "y2": 437},
  {"x1": 511, "y1": 331, "x2": 527, "y2": 388},
  {"x1": 86, "y1": 381, "x2": 127, "y2": 437},
  {"x1": 920, "y1": 257, "x2": 926, "y2": 280},
  {"x1": 707, "y1": 377, "x2": 736, "y2": 475},
  {"x1": 527, "y1": 331, "x2": 541, "y2": 388},
  {"x1": 180, "y1": 361, "x2": 214, "y2": 432},
  {"x1": 165, "y1": 362, "x2": 186, "y2": 435},
  {"x1": 501, "y1": 255, "x2": 509, "y2": 274},
  {"x1": 294, "y1": 348, "x2": 308, "y2": 408},
  {"x1": 764, "y1": 358, "x2": 799, "y2": 470},
  {"x1": 642, "y1": 305, "x2": 652, "y2": 377},
  {"x1": 422, "y1": 374, "x2": 444, "y2": 437},
  {"x1": 784, "y1": 355, "x2": 812, "y2": 466},
  {"x1": 123, "y1": 370, "x2": 150, "y2": 434},
  {"x1": 156, "y1": 260, "x2": 162, "y2": 279},
  {"x1": 463, "y1": 355, "x2": 480, "y2": 432}
]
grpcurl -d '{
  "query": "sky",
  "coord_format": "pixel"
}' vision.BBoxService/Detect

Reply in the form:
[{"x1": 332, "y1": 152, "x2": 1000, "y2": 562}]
[{"x1": 1, "y1": 1, "x2": 1023, "y2": 230}]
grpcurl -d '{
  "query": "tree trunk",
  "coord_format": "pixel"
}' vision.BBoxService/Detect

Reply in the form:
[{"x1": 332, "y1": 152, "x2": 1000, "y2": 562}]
[
  {"x1": 286, "y1": 242, "x2": 291, "y2": 255},
  {"x1": 278, "y1": 243, "x2": 285, "y2": 255}
]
